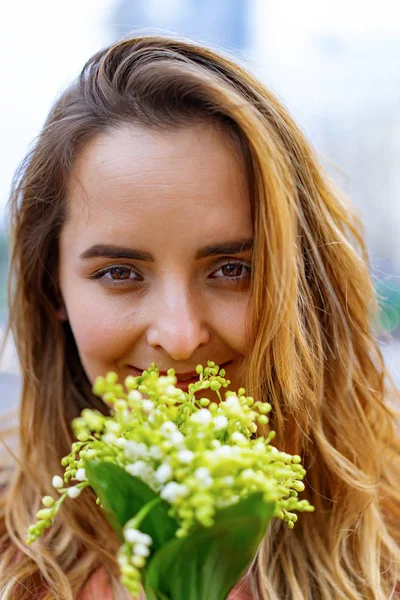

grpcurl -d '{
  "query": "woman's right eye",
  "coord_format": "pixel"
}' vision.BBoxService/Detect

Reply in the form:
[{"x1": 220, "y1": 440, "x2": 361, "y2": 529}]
[{"x1": 91, "y1": 265, "x2": 143, "y2": 285}]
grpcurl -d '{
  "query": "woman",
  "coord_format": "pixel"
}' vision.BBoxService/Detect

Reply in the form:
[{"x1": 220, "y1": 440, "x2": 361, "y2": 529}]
[{"x1": 0, "y1": 33, "x2": 399, "y2": 599}]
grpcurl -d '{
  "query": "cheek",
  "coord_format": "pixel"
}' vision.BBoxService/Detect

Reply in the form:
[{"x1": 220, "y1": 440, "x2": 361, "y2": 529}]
[
  {"x1": 64, "y1": 286, "x2": 141, "y2": 377},
  {"x1": 70, "y1": 315, "x2": 120, "y2": 362},
  {"x1": 211, "y1": 297, "x2": 250, "y2": 355}
]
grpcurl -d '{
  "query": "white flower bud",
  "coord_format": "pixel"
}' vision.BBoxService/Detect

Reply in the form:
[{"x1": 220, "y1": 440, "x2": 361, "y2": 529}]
[
  {"x1": 225, "y1": 395, "x2": 239, "y2": 407},
  {"x1": 116, "y1": 437, "x2": 127, "y2": 448},
  {"x1": 75, "y1": 468, "x2": 87, "y2": 481},
  {"x1": 214, "y1": 445, "x2": 234, "y2": 458},
  {"x1": 124, "y1": 441, "x2": 148, "y2": 460},
  {"x1": 67, "y1": 486, "x2": 81, "y2": 499},
  {"x1": 169, "y1": 431, "x2": 184, "y2": 445},
  {"x1": 213, "y1": 415, "x2": 228, "y2": 430},
  {"x1": 160, "y1": 482, "x2": 189, "y2": 503},
  {"x1": 158, "y1": 376, "x2": 176, "y2": 389},
  {"x1": 128, "y1": 390, "x2": 143, "y2": 402},
  {"x1": 134, "y1": 543, "x2": 150, "y2": 557},
  {"x1": 42, "y1": 495, "x2": 55, "y2": 507},
  {"x1": 165, "y1": 385, "x2": 179, "y2": 396},
  {"x1": 124, "y1": 528, "x2": 138, "y2": 544},
  {"x1": 125, "y1": 460, "x2": 152, "y2": 478},
  {"x1": 124, "y1": 528, "x2": 152, "y2": 546},
  {"x1": 194, "y1": 467, "x2": 213, "y2": 487},
  {"x1": 105, "y1": 421, "x2": 120, "y2": 433},
  {"x1": 149, "y1": 445, "x2": 163, "y2": 460},
  {"x1": 102, "y1": 433, "x2": 117, "y2": 445},
  {"x1": 231, "y1": 432, "x2": 246, "y2": 445},
  {"x1": 160, "y1": 421, "x2": 177, "y2": 435},
  {"x1": 52, "y1": 475, "x2": 64, "y2": 489},
  {"x1": 177, "y1": 449, "x2": 194, "y2": 464},
  {"x1": 194, "y1": 467, "x2": 210, "y2": 480},
  {"x1": 190, "y1": 409, "x2": 212, "y2": 425},
  {"x1": 141, "y1": 400, "x2": 154, "y2": 415},
  {"x1": 241, "y1": 469, "x2": 256, "y2": 482},
  {"x1": 136, "y1": 532, "x2": 153, "y2": 546},
  {"x1": 155, "y1": 464, "x2": 173, "y2": 484},
  {"x1": 222, "y1": 476, "x2": 235, "y2": 486}
]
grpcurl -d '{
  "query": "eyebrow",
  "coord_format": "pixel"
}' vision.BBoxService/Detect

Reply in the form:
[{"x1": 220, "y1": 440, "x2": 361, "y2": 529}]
[{"x1": 80, "y1": 238, "x2": 253, "y2": 262}]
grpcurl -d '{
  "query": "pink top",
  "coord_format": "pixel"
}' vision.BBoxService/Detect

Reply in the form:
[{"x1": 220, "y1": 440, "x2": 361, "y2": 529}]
[
  {"x1": 78, "y1": 566, "x2": 254, "y2": 599},
  {"x1": 78, "y1": 567, "x2": 114, "y2": 600}
]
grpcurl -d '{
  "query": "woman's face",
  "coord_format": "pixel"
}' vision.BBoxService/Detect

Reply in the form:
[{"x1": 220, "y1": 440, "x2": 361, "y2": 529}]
[{"x1": 58, "y1": 123, "x2": 253, "y2": 395}]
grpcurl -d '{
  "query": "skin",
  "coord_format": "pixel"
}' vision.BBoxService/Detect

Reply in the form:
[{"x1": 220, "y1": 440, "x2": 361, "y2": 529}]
[
  {"x1": 59, "y1": 122, "x2": 254, "y2": 599},
  {"x1": 59, "y1": 122, "x2": 253, "y2": 396}
]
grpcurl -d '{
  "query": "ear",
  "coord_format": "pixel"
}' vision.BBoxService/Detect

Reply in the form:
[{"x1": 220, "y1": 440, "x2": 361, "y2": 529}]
[
  {"x1": 54, "y1": 277, "x2": 68, "y2": 321},
  {"x1": 56, "y1": 306, "x2": 68, "y2": 322}
]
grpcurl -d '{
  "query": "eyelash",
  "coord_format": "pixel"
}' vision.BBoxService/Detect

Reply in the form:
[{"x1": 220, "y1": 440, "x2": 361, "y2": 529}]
[{"x1": 90, "y1": 261, "x2": 252, "y2": 287}]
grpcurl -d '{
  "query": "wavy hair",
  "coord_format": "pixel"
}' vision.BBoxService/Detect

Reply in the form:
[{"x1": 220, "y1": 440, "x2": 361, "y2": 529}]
[{"x1": 0, "y1": 33, "x2": 399, "y2": 599}]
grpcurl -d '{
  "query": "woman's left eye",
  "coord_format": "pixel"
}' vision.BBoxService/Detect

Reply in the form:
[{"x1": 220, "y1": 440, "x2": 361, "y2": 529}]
[
  {"x1": 91, "y1": 265, "x2": 142, "y2": 285},
  {"x1": 210, "y1": 261, "x2": 251, "y2": 281}
]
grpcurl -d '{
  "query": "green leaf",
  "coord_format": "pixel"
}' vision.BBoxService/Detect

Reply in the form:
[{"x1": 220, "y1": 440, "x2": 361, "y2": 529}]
[
  {"x1": 142, "y1": 576, "x2": 170, "y2": 600},
  {"x1": 85, "y1": 461, "x2": 178, "y2": 547},
  {"x1": 145, "y1": 493, "x2": 275, "y2": 600}
]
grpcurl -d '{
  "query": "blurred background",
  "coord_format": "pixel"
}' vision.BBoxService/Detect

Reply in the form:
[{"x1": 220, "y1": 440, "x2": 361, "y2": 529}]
[{"x1": 0, "y1": 0, "x2": 399, "y2": 407}]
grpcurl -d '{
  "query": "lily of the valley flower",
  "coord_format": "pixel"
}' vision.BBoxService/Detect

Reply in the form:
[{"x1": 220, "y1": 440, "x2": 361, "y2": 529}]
[{"x1": 26, "y1": 360, "x2": 314, "y2": 599}]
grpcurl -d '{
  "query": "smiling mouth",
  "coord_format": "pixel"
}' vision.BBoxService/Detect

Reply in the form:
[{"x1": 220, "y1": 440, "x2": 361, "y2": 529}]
[{"x1": 127, "y1": 361, "x2": 233, "y2": 382}]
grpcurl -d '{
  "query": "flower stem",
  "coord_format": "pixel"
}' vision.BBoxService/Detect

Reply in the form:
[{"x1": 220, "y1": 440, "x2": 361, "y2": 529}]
[{"x1": 128, "y1": 497, "x2": 162, "y2": 530}]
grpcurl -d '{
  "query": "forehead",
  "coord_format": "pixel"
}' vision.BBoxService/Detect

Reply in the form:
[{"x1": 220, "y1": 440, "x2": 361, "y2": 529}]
[{"x1": 63, "y1": 123, "x2": 252, "y2": 250}]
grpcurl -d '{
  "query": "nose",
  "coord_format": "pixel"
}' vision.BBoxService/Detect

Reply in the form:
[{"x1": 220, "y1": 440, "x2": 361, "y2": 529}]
[{"x1": 146, "y1": 281, "x2": 210, "y2": 361}]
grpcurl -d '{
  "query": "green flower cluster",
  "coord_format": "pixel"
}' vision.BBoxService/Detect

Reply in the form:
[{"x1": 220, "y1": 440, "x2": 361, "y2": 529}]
[{"x1": 26, "y1": 361, "x2": 314, "y2": 597}]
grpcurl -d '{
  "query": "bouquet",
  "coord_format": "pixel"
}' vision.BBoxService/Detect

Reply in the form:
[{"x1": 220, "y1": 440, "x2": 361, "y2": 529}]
[{"x1": 27, "y1": 361, "x2": 314, "y2": 599}]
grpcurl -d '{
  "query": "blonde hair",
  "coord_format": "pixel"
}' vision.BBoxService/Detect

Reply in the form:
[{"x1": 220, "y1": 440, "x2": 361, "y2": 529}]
[{"x1": 0, "y1": 34, "x2": 399, "y2": 599}]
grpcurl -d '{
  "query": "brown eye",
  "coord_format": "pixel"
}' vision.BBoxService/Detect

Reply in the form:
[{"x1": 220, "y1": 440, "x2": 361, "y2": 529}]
[
  {"x1": 221, "y1": 264, "x2": 246, "y2": 278},
  {"x1": 211, "y1": 261, "x2": 252, "y2": 281},
  {"x1": 91, "y1": 265, "x2": 142, "y2": 286},
  {"x1": 108, "y1": 267, "x2": 132, "y2": 280}
]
